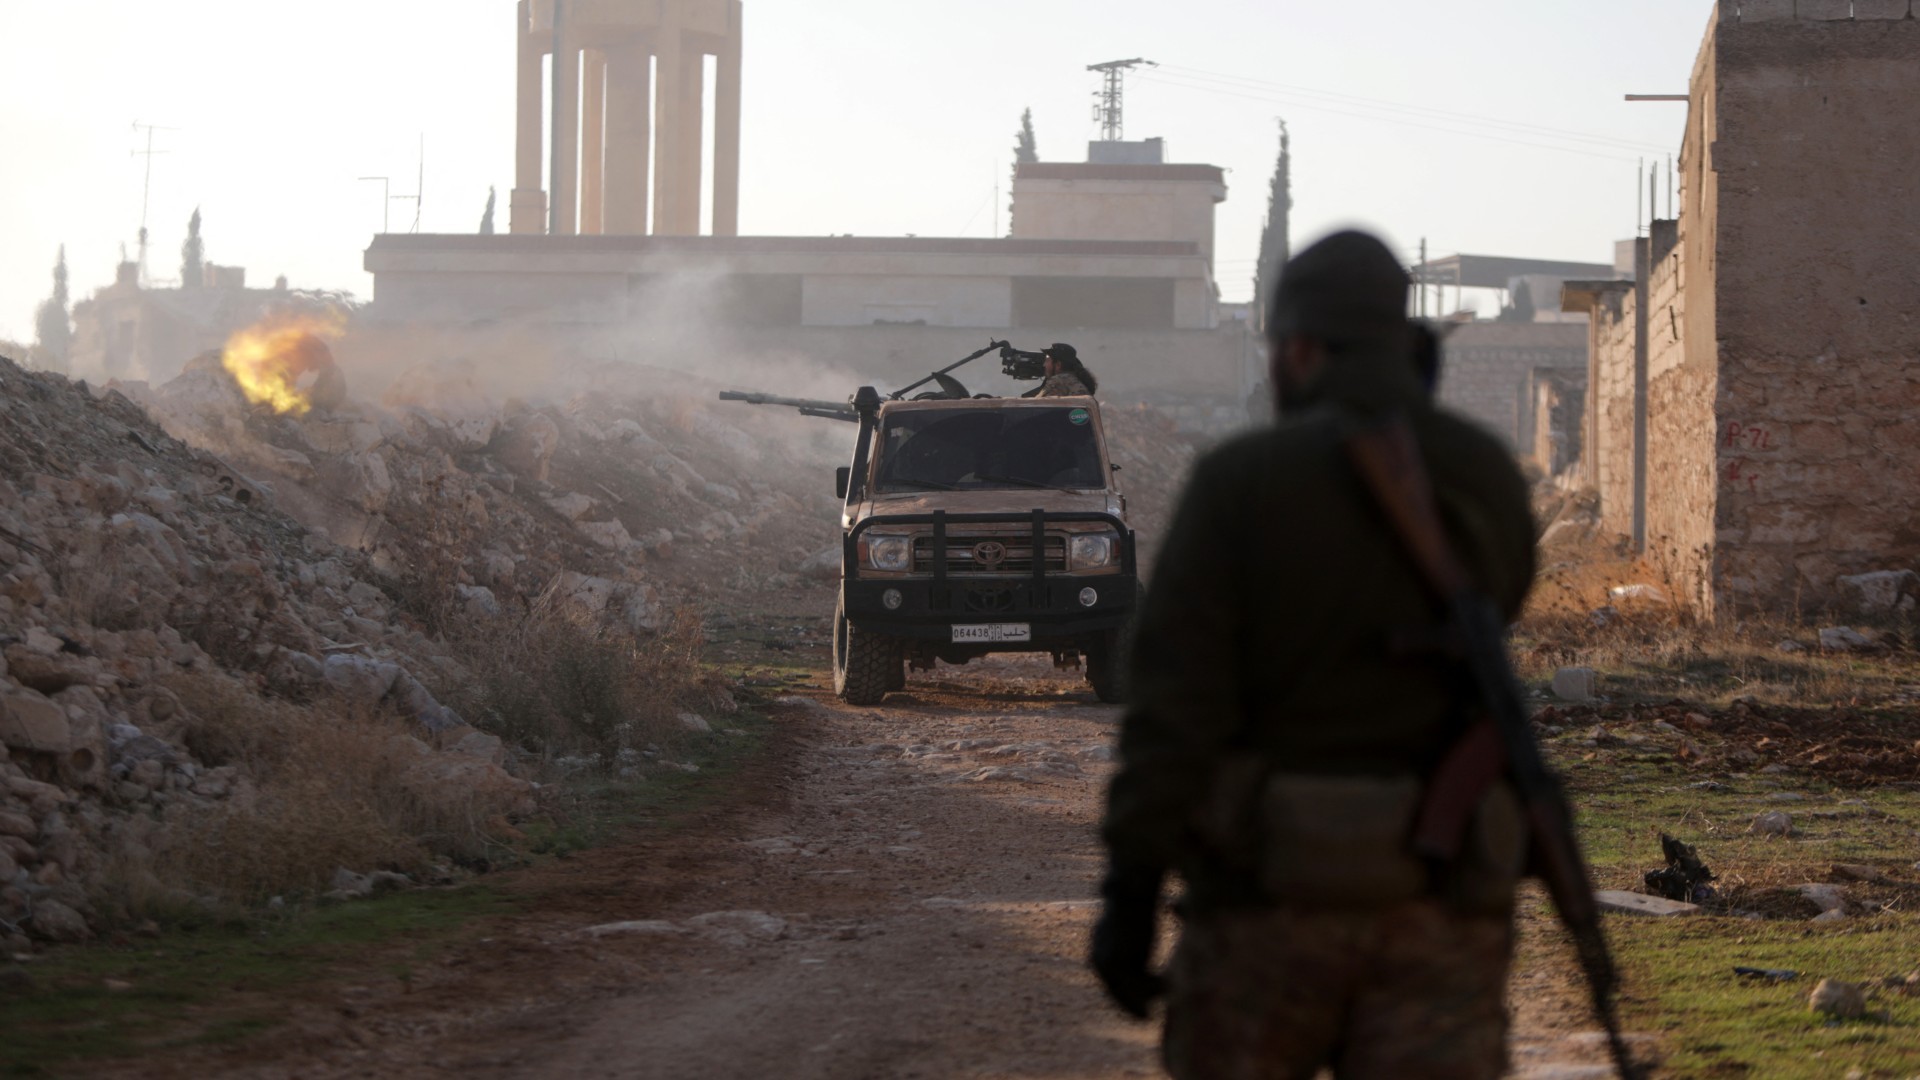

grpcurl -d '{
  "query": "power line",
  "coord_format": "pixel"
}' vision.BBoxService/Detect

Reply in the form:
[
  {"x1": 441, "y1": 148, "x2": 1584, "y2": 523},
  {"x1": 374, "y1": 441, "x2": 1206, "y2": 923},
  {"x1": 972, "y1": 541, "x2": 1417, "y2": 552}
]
[
  {"x1": 1156, "y1": 64, "x2": 1674, "y2": 154},
  {"x1": 1138, "y1": 67, "x2": 1672, "y2": 162}
]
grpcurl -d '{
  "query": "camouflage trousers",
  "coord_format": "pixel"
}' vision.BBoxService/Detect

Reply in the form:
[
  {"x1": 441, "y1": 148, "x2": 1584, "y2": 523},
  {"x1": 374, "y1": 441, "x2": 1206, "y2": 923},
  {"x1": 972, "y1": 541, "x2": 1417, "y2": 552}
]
[{"x1": 1161, "y1": 899, "x2": 1512, "y2": 1080}]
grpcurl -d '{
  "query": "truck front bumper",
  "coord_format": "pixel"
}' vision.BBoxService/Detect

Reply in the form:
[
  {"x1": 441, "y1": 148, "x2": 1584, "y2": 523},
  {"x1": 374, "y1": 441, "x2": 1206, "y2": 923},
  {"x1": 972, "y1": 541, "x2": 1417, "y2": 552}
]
[{"x1": 842, "y1": 510, "x2": 1137, "y2": 643}]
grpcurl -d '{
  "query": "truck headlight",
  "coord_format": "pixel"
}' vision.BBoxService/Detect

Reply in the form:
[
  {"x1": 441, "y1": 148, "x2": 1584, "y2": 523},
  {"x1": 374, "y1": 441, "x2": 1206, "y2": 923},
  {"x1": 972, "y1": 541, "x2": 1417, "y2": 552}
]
[
  {"x1": 864, "y1": 534, "x2": 912, "y2": 572},
  {"x1": 1067, "y1": 532, "x2": 1117, "y2": 570}
]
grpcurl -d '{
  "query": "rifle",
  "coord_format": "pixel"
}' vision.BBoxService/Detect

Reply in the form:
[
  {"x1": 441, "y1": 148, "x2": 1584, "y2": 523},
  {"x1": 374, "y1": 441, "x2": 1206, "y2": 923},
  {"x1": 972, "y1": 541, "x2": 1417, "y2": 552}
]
[{"x1": 1342, "y1": 416, "x2": 1642, "y2": 1080}]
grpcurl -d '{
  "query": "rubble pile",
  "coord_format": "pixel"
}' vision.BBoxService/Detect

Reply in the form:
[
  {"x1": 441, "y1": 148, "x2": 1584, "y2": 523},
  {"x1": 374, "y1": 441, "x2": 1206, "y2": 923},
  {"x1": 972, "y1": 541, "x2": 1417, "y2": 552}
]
[
  {"x1": 135, "y1": 356, "x2": 849, "y2": 629},
  {"x1": 0, "y1": 356, "x2": 549, "y2": 945},
  {"x1": 1100, "y1": 404, "x2": 1204, "y2": 567}
]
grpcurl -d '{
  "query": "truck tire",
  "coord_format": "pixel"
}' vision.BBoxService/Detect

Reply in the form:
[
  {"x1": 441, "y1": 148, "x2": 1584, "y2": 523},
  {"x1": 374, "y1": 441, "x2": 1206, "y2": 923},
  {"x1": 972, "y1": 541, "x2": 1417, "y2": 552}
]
[
  {"x1": 1086, "y1": 583, "x2": 1144, "y2": 705},
  {"x1": 834, "y1": 596, "x2": 895, "y2": 706}
]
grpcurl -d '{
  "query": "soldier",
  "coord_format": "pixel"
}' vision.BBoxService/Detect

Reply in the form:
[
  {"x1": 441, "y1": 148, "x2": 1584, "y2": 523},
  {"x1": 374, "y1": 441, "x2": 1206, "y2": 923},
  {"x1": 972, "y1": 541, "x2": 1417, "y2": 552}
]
[
  {"x1": 1026, "y1": 343, "x2": 1098, "y2": 398},
  {"x1": 1090, "y1": 230, "x2": 1537, "y2": 1079}
]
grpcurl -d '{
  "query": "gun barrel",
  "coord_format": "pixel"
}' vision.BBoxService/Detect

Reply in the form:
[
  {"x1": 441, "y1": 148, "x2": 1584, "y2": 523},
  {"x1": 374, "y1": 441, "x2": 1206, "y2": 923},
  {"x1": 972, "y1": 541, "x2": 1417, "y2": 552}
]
[{"x1": 719, "y1": 390, "x2": 851, "y2": 412}]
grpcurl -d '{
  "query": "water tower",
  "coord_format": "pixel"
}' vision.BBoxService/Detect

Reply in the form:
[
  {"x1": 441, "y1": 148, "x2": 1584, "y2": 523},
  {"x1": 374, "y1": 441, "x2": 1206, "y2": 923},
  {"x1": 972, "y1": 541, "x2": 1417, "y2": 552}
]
[{"x1": 509, "y1": 0, "x2": 743, "y2": 238}]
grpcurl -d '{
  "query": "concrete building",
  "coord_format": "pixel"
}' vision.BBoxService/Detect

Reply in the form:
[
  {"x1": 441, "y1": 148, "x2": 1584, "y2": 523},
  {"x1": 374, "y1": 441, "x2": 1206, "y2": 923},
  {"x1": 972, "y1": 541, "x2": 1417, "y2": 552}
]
[
  {"x1": 510, "y1": 0, "x2": 743, "y2": 237},
  {"x1": 364, "y1": 3, "x2": 1258, "y2": 426},
  {"x1": 1566, "y1": 0, "x2": 1920, "y2": 618},
  {"x1": 67, "y1": 261, "x2": 298, "y2": 384},
  {"x1": 1435, "y1": 320, "x2": 1591, "y2": 472},
  {"x1": 1406, "y1": 253, "x2": 1614, "y2": 463}
]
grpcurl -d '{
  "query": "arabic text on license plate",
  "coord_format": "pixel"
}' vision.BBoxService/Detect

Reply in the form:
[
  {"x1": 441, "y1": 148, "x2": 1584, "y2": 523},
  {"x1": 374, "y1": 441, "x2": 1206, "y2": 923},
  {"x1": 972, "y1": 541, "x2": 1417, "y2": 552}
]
[{"x1": 952, "y1": 623, "x2": 1031, "y2": 643}]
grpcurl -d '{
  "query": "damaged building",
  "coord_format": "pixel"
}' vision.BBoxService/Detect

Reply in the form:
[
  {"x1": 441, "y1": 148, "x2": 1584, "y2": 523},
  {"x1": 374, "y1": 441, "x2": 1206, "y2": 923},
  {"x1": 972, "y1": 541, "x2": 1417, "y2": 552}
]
[{"x1": 1565, "y1": 0, "x2": 1920, "y2": 618}]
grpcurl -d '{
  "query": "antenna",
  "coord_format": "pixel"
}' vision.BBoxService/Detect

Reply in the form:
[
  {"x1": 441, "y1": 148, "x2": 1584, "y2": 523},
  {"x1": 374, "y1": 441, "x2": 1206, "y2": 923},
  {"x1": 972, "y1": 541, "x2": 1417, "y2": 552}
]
[
  {"x1": 1087, "y1": 58, "x2": 1156, "y2": 142},
  {"x1": 389, "y1": 133, "x2": 425, "y2": 233},
  {"x1": 131, "y1": 121, "x2": 177, "y2": 284}
]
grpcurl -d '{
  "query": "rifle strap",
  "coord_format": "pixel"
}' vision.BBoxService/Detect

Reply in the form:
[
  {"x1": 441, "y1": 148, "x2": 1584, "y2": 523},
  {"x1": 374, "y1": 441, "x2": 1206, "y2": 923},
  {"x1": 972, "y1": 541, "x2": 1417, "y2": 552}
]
[{"x1": 1339, "y1": 413, "x2": 1474, "y2": 606}]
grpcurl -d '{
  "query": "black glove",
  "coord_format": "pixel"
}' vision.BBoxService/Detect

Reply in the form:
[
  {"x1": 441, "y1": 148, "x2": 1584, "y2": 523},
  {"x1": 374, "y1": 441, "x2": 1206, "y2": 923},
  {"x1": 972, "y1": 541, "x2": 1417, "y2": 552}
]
[{"x1": 1088, "y1": 862, "x2": 1167, "y2": 1019}]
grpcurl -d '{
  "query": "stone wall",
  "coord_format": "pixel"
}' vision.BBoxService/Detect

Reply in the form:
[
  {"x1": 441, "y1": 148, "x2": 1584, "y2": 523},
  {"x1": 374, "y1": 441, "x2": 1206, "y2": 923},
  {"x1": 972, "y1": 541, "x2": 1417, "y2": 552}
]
[
  {"x1": 1708, "y1": 7, "x2": 1920, "y2": 612},
  {"x1": 1436, "y1": 322, "x2": 1588, "y2": 450},
  {"x1": 1641, "y1": 222, "x2": 1718, "y2": 613},
  {"x1": 1589, "y1": 293, "x2": 1638, "y2": 539}
]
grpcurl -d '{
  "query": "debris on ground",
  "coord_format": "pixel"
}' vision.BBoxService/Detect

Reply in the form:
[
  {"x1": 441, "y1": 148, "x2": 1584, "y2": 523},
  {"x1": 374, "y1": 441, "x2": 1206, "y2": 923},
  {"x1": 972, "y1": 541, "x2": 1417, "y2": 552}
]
[
  {"x1": 1595, "y1": 889, "x2": 1701, "y2": 917},
  {"x1": 1734, "y1": 966, "x2": 1799, "y2": 982},
  {"x1": 1531, "y1": 699, "x2": 1920, "y2": 786},
  {"x1": 1643, "y1": 833, "x2": 1716, "y2": 904}
]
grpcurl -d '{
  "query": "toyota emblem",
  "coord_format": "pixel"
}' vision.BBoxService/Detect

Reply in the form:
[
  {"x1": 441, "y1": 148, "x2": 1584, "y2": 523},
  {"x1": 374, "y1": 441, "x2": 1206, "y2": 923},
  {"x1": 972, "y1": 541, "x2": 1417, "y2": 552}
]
[{"x1": 971, "y1": 540, "x2": 1009, "y2": 569}]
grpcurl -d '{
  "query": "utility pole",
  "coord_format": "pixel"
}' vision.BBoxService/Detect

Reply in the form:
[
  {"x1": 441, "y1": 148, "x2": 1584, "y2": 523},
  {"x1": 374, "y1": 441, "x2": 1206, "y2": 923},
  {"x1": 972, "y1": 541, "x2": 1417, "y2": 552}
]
[
  {"x1": 131, "y1": 122, "x2": 176, "y2": 284},
  {"x1": 1418, "y1": 238, "x2": 1428, "y2": 319},
  {"x1": 1087, "y1": 58, "x2": 1155, "y2": 142}
]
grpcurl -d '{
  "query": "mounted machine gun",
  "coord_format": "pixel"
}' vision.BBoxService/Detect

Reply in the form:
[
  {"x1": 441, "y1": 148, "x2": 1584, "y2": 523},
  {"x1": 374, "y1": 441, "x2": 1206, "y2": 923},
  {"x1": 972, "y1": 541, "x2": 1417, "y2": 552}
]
[{"x1": 717, "y1": 339, "x2": 1050, "y2": 422}]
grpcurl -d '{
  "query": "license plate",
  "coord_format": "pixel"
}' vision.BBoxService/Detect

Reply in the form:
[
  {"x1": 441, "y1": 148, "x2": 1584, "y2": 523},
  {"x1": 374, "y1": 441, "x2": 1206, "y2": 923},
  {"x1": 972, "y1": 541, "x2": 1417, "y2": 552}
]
[{"x1": 951, "y1": 623, "x2": 1031, "y2": 643}]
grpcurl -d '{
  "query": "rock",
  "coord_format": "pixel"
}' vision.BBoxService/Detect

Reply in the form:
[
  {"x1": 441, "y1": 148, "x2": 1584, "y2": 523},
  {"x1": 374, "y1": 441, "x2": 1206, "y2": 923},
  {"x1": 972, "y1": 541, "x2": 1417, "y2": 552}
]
[
  {"x1": 322, "y1": 654, "x2": 404, "y2": 703},
  {"x1": 1609, "y1": 583, "x2": 1668, "y2": 605},
  {"x1": 620, "y1": 583, "x2": 660, "y2": 633},
  {"x1": 0, "y1": 689, "x2": 72, "y2": 753},
  {"x1": 1818, "y1": 626, "x2": 1875, "y2": 653},
  {"x1": 677, "y1": 713, "x2": 712, "y2": 734},
  {"x1": 1796, "y1": 883, "x2": 1848, "y2": 914},
  {"x1": 686, "y1": 910, "x2": 787, "y2": 944},
  {"x1": 1810, "y1": 978, "x2": 1867, "y2": 1020},
  {"x1": 1831, "y1": 864, "x2": 1890, "y2": 885},
  {"x1": 580, "y1": 919, "x2": 684, "y2": 938},
  {"x1": 6, "y1": 777, "x2": 68, "y2": 815},
  {"x1": 26, "y1": 899, "x2": 90, "y2": 942},
  {"x1": 1552, "y1": 667, "x2": 1597, "y2": 703},
  {"x1": 299, "y1": 418, "x2": 384, "y2": 456},
  {"x1": 1750, "y1": 811, "x2": 1794, "y2": 837},
  {"x1": 328, "y1": 867, "x2": 374, "y2": 900},
  {"x1": 491, "y1": 413, "x2": 560, "y2": 482},
  {"x1": 0, "y1": 811, "x2": 35, "y2": 840},
  {"x1": 577, "y1": 518, "x2": 636, "y2": 551},
  {"x1": 552, "y1": 571, "x2": 619, "y2": 616},
  {"x1": 546, "y1": 492, "x2": 597, "y2": 521},
  {"x1": 1835, "y1": 570, "x2": 1920, "y2": 614},
  {"x1": 1594, "y1": 890, "x2": 1700, "y2": 917},
  {"x1": 454, "y1": 584, "x2": 500, "y2": 619},
  {"x1": 1777, "y1": 639, "x2": 1808, "y2": 654},
  {"x1": 798, "y1": 545, "x2": 841, "y2": 580},
  {"x1": 367, "y1": 871, "x2": 412, "y2": 894},
  {"x1": 448, "y1": 729, "x2": 506, "y2": 766}
]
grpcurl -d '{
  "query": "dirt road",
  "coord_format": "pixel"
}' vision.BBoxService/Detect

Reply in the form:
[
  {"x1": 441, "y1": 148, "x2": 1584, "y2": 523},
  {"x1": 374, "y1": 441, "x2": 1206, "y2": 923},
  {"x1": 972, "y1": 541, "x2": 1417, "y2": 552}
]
[{"x1": 121, "y1": 655, "x2": 1643, "y2": 1079}]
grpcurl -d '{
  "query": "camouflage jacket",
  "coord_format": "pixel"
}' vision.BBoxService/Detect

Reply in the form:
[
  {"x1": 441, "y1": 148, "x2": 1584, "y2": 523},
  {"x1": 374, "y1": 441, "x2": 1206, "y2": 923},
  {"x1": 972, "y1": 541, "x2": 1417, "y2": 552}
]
[
  {"x1": 1100, "y1": 352, "x2": 1536, "y2": 906},
  {"x1": 1030, "y1": 372, "x2": 1090, "y2": 398}
]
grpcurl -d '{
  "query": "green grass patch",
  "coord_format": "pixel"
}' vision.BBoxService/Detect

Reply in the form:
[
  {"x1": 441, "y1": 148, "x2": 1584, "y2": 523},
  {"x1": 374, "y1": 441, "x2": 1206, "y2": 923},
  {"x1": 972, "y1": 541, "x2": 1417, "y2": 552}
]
[
  {"x1": 0, "y1": 886, "x2": 513, "y2": 1078},
  {"x1": 1612, "y1": 915, "x2": 1920, "y2": 1078},
  {"x1": 1536, "y1": 735, "x2": 1920, "y2": 1077}
]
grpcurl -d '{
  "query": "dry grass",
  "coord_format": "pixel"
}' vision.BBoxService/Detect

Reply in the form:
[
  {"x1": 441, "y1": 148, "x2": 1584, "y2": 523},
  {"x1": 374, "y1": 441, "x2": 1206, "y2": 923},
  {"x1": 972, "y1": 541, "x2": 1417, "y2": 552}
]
[
  {"x1": 1516, "y1": 602, "x2": 1920, "y2": 708},
  {"x1": 438, "y1": 585, "x2": 712, "y2": 769},
  {"x1": 116, "y1": 673, "x2": 523, "y2": 910}
]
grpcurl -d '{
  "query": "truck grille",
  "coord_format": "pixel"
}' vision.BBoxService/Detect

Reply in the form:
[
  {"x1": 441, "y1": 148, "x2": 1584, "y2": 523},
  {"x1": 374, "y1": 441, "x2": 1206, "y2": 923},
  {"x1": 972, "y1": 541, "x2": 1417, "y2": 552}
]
[{"x1": 913, "y1": 533, "x2": 1067, "y2": 575}]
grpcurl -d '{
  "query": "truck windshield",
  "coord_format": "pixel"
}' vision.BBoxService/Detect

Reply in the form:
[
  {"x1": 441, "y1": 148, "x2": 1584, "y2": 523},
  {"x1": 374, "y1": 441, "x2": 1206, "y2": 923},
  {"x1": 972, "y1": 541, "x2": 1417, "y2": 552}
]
[{"x1": 873, "y1": 406, "x2": 1106, "y2": 494}]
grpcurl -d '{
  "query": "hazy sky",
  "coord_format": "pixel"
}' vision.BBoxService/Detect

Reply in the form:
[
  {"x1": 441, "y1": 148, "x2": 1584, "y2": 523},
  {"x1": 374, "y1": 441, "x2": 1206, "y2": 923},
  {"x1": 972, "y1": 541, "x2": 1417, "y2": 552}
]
[{"x1": 0, "y1": 1, "x2": 1712, "y2": 345}]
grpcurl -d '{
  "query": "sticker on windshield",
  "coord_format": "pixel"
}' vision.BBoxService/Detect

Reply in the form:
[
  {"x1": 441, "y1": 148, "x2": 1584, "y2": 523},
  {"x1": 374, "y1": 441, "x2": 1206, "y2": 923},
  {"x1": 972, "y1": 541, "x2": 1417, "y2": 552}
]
[{"x1": 1068, "y1": 408, "x2": 1090, "y2": 426}]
